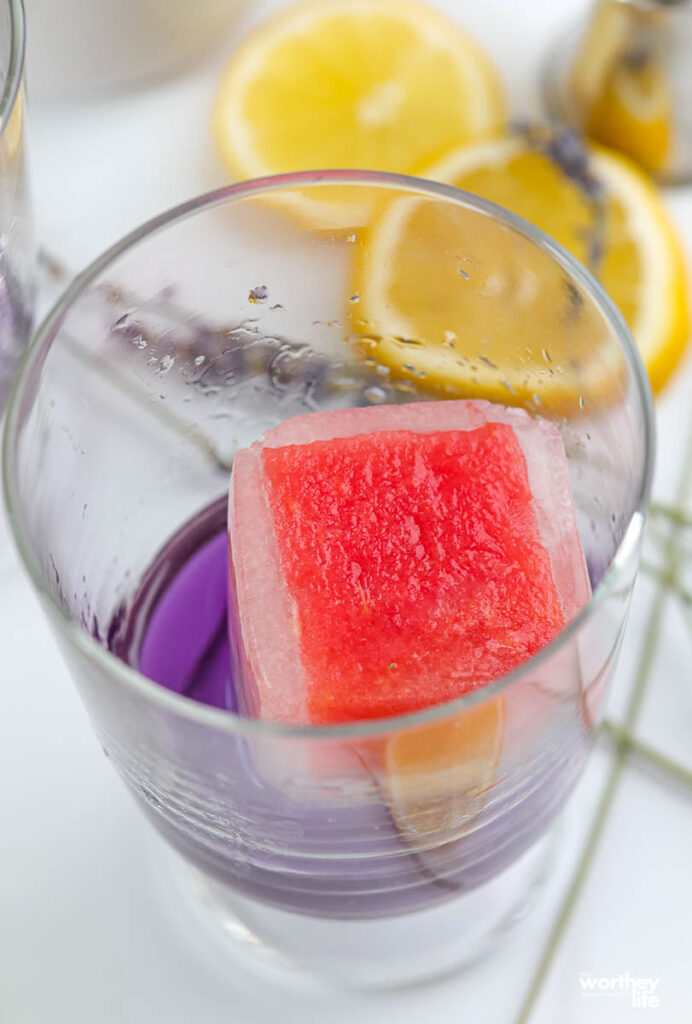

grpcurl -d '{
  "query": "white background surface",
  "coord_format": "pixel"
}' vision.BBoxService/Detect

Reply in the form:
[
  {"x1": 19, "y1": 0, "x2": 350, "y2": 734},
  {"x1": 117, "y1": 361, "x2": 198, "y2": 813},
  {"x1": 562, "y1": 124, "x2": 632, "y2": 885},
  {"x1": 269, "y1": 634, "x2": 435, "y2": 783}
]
[{"x1": 2, "y1": 1, "x2": 692, "y2": 1022}]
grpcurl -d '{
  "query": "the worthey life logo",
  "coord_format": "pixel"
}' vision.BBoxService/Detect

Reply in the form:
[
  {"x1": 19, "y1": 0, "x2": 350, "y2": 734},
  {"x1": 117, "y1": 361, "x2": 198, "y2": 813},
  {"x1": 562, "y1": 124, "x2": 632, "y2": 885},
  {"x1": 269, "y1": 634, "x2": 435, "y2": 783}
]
[{"x1": 579, "y1": 972, "x2": 661, "y2": 1010}]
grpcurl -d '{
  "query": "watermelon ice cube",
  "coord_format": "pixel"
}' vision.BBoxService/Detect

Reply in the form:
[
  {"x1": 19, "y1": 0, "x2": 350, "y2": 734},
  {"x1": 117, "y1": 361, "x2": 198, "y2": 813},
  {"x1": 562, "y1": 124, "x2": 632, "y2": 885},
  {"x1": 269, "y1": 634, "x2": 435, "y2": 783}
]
[{"x1": 228, "y1": 400, "x2": 590, "y2": 725}]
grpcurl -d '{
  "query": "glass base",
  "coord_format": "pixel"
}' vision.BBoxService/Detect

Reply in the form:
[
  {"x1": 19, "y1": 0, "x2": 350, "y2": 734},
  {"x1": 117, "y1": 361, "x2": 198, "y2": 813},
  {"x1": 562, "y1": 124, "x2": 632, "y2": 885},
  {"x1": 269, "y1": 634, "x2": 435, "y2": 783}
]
[{"x1": 164, "y1": 827, "x2": 559, "y2": 989}]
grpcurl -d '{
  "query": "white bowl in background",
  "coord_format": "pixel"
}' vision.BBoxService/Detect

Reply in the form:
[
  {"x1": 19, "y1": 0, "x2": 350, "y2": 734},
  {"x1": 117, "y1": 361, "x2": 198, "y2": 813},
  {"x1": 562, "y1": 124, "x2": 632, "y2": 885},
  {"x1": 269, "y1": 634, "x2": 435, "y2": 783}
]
[{"x1": 25, "y1": 0, "x2": 250, "y2": 99}]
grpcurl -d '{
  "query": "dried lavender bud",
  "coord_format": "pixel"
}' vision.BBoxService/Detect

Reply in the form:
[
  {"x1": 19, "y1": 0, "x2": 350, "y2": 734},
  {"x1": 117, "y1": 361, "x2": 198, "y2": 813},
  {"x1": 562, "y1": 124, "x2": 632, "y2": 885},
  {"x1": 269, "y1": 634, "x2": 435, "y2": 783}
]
[
  {"x1": 511, "y1": 122, "x2": 606, "y2": 273},
  {"x1": 622, "y1": 48, "x2": 651, "y2": 72},
  {"x1": 512, "y1": 122, "x2": 602, "y2": 200},
  {"x1": 248, "y1": 284, "x2": 268, "y2": 304}
]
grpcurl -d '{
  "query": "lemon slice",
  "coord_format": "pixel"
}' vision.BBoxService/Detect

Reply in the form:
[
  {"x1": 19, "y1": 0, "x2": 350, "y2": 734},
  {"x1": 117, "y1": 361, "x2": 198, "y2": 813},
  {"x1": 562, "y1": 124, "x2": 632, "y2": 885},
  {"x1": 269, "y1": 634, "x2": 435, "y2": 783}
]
[
  {"x1": 212, "y1": 0, "x2": 504, "y2": 228},
  {"x1": 385, "y1": 696, "x2": 505, "y2": 840},
  {"x1": 354, "y1": 135, "x2": 689, "y2": 403}
]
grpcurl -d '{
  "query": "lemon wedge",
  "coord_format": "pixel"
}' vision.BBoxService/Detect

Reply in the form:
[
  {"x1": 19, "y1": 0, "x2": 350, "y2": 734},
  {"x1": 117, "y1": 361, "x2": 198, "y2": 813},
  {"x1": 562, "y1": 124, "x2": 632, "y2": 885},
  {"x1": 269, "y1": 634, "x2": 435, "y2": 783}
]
[
  {"x1": 212, "y1": 0, "x2": 504, "y2": 228},
  {"x1": 385, "y1": 696, "x2": 505, "y2": 839}
]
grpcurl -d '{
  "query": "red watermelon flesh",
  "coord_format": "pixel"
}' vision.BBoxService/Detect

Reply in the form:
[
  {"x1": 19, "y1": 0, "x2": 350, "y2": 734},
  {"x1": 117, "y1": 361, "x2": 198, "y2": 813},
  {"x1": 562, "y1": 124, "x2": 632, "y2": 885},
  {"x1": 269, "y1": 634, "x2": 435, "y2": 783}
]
[{"x1": 228, "y1": 400, "x2": 590, "y2": 725}]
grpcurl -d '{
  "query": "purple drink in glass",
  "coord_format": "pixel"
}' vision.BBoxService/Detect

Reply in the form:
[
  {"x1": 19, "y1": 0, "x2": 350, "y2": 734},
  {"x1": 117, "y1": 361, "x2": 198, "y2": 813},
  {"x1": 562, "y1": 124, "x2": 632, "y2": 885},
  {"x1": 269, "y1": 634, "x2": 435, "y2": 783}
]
[{"x1": 3, "y1": 172, "x2": 652, "y2": 982}]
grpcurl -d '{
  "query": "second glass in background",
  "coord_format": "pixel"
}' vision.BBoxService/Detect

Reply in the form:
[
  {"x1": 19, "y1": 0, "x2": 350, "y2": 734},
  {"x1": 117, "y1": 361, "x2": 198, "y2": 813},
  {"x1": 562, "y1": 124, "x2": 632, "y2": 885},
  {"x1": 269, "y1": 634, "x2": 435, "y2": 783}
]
[{"x1": 0, "y1": 0, "x2": 33, "y2": 415}]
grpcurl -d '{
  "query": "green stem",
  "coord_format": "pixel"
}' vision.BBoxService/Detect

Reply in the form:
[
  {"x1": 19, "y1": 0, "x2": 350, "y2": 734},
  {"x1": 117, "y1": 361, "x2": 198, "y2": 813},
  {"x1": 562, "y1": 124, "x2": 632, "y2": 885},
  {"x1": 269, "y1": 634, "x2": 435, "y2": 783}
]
[
  {"x1": 514, "y1": 421, "x2": 692, "y2": 1024},
  {"x1": 601, "y1": 719, "x2": 692, "y2": 793}
]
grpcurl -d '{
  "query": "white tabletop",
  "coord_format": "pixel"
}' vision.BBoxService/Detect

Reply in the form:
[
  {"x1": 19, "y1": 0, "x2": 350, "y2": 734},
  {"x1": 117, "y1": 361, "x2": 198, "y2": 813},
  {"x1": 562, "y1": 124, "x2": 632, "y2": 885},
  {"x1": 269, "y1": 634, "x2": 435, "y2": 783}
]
[{"x1": 3, "y1": 1, "x2": 692, "y2": 1022}]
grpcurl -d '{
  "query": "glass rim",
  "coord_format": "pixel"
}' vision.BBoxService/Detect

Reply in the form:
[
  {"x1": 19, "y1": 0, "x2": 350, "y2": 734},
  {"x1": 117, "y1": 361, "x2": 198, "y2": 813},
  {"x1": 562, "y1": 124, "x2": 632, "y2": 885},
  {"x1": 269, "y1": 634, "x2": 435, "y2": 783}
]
[
  {"x1": 0, "y1": 0, "x2": 24, "y2": 142},
  {"x1": 2, "y1": 168, "x2": 655, "y2": 741}
]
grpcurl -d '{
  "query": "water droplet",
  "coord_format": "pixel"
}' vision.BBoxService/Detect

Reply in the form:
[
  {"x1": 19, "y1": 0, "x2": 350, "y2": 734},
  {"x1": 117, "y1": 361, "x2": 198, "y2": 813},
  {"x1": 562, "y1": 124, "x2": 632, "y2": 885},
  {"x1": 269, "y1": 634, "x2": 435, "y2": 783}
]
[
  {"x1": 349, "y1": 293, "x2": 360, "y2": 304},
  {"x1": 156, "y1": 354, "x2": 175, "y2": 376},
  {"x1": 194, "y1": 354, "x2": 205, "y2": 366},
  {"x1": 393, "y1": 335, "x2": 425, "y2": 348},
  {"x1": 542, "y1": 348, "x2": 552, "y2": 363},
  {"x1": 351, "y1": 335, "x2": 380, "y2": 352},
  {"x1": 363, "y1": 385, "x2": 388, "y2": 404},
  {"x1": 346, "y1": 233, "x2": 356, "y2": 243},
  {"x1": 458, "y1": 267, "x2": 470, "y2": 280},
  {"x1": 442, "y1": 330, "x2": 457, "y2": 349},
  {"x1": 579, "y1": 395, "x2": 585, "y2": 409}
]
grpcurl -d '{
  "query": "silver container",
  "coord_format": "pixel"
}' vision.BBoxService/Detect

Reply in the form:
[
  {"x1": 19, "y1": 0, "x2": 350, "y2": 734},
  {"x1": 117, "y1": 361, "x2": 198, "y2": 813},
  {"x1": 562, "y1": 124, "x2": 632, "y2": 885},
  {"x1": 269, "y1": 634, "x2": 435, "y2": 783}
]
[{"x1": 544, "y1": 0, "x2": 692, "y2": 183}]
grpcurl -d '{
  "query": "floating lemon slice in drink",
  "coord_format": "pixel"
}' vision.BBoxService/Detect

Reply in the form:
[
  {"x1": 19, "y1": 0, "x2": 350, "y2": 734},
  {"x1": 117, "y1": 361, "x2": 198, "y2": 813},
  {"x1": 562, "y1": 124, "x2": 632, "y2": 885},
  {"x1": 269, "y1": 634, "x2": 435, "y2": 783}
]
[
  {"x1": 385, "y1": 696, "x2": 505, "y2": 839},
  {"x1": 353, "y1": 134, "x2": 688, "y2": 403},
  {"x1": 212, "y1": 0, "x2": 504, "y2": 228}
]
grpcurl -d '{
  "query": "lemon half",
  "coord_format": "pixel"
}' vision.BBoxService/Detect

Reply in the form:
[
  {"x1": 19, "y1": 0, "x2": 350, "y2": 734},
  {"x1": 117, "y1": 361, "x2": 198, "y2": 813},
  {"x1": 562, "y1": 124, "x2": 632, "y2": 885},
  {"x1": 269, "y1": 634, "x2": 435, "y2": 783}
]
[{"x1": 354, "y1": 136, "x2": 689, "y2": 403}]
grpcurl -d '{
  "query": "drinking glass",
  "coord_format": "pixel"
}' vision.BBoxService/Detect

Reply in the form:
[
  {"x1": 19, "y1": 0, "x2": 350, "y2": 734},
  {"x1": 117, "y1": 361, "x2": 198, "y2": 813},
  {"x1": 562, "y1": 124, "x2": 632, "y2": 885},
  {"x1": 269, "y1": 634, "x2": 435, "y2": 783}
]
[
  {"x1": 0, "y1": 0, "x2": 33, "y2": 414},
  {"x1": 3, "y1": 171, "x2": 653, "y2": 986}
]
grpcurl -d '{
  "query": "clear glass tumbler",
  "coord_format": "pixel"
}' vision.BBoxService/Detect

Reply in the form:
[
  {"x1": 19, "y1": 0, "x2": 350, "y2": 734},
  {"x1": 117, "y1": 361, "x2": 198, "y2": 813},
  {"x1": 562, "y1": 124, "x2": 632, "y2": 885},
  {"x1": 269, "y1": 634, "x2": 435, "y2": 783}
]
[
  {"x1": 3, "y1": 171, "x2": 653, "y2": 986},
  {"x1": 0, "y1": 0, "x2": 33, "y2": 414}
]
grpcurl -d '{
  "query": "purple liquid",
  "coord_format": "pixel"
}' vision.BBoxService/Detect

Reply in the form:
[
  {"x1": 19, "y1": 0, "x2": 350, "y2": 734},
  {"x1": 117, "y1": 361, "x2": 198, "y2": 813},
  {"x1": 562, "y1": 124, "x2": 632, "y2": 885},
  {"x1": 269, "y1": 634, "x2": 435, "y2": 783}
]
[
  {"x1": 110, "y1": 498, "x2": 234, "y2": 708},
  {"x1": 0, "y1": 264, "x2": 33, "y2": 414},
  {"x1": 107, "y1": 499, "x2": 589, "y2": 919}
]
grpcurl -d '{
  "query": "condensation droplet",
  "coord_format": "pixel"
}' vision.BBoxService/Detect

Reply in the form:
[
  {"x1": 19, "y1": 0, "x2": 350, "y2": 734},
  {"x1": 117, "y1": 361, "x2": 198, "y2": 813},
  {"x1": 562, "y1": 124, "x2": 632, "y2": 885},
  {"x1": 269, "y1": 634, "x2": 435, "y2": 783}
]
[
  {"x1": 363, "y1": 385, "x2": 388, "y2": 404},
  {"x1": 156, "y1": 354, "x2": 175, "y2": 376},
  {"x1": 394, "y1": 335, "x2": 425, "y2": 348}
]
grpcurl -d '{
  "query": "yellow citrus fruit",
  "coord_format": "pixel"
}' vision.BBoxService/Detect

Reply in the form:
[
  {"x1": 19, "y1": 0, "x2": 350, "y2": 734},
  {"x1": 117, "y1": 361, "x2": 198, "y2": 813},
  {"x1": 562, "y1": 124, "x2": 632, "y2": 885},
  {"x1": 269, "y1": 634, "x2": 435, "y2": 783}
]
[
  {"x1": 585, "y1": 59, "x2": 672, "y2": 176},
  {"x1": 385, "y1": 696, "x2": 505, "y2": 839},
  {"x1": 566, "y1": 0, "x2": 671, "y2": 175},
  {"x1": 353, "y1": 135, "x2": 689, "y2": 404},
  {"x1": 212, "y1": 0, "x2": 505, "y2": 228},
  {"x1": 1, "y1": 88, "x2": 23, "y2": 162}
]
